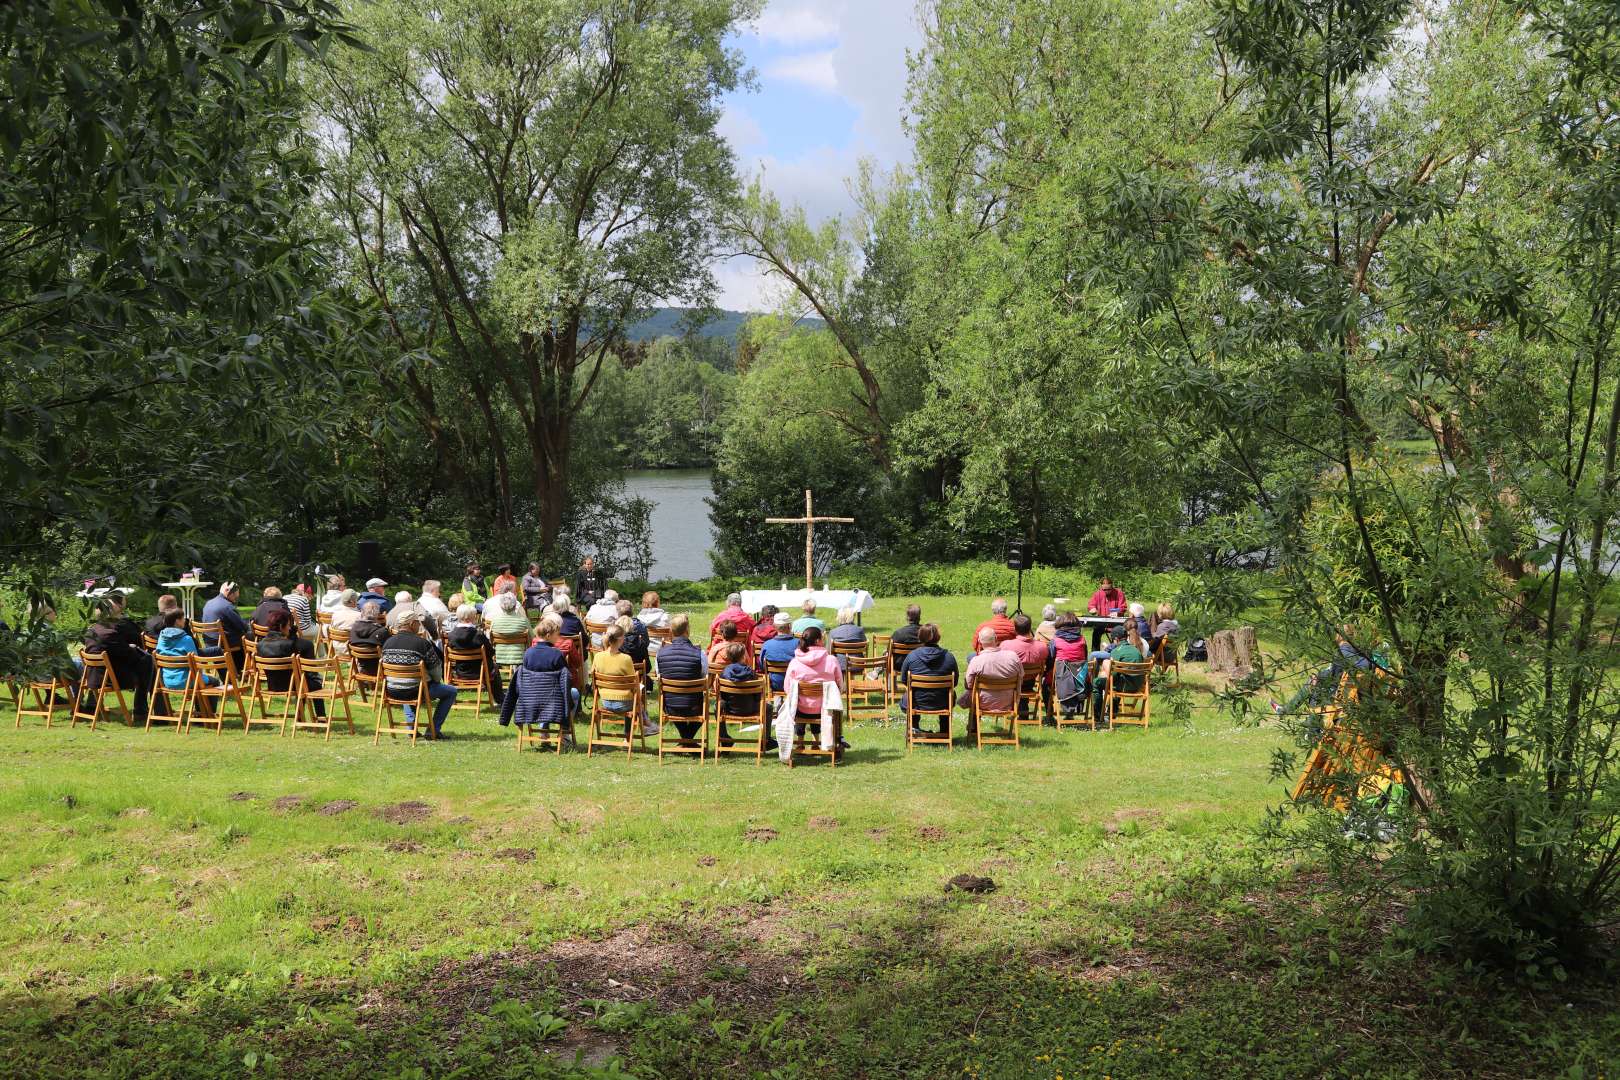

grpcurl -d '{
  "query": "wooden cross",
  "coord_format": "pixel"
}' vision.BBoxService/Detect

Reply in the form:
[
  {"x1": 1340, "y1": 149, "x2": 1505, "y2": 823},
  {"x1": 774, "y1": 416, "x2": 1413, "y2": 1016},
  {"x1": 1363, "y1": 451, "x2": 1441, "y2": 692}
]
[{"x1": 766, "y1": 489, "x2": 854, "y2": 590}]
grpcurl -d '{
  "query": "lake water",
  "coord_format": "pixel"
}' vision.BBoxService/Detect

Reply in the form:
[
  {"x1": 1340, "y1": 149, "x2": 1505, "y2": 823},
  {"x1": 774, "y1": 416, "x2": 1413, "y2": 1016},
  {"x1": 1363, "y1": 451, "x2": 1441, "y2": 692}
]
[{"x1": 621, "y1": 469, "x2": 716, "y2": 581}]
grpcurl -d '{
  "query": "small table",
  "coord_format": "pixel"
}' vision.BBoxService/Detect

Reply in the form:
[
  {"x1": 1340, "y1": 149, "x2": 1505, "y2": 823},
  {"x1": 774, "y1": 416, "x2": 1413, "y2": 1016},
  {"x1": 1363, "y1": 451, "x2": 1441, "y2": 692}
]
[
  {"x1": 740, "y1": 588, "x2": 877, "y2": 624},
  {"x1": 1077, "y1": 616, "x2": 1127, "y2": 652},
  {"x1": 160, "y1": 580, "x2": 213, "y2": 622}
]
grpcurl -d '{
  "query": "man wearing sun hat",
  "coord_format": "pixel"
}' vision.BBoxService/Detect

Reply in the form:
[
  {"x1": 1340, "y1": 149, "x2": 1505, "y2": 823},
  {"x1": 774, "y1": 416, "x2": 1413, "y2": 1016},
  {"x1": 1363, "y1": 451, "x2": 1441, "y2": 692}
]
[{"x1": 358, "y1": 576, "x2": 393, "y2": 614}]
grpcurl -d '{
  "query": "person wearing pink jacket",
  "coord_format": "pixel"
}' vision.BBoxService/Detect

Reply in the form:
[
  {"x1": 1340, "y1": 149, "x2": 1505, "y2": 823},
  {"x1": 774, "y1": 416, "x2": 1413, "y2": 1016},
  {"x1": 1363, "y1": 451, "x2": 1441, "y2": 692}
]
[
  {"x1": 1087, "y1": 576, "x2": 1127, "y2": 617},
  {"x1": 785, "y1": 626, "x2": 846, "y2": 750}
]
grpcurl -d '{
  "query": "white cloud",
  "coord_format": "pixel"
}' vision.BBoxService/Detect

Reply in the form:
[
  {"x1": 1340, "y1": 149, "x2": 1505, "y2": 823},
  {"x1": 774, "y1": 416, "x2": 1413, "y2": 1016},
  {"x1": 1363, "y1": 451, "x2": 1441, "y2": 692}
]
[
  {"x1": 717, "y1": 104, "x2": 766, "y2": 153},
  {"x1": 750, "y1": 5, "x2": 838, "y2": 45},
  {"x1": 829, "y1": 1, "x2": 920, "y2": 161},
  {"x1": 765, "y1": 48, "x2": 839, "y2": 94}
]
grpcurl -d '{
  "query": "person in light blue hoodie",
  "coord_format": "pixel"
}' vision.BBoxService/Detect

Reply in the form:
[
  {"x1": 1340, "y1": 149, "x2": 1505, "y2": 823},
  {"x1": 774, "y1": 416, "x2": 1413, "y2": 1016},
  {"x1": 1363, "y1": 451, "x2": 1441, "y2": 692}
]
[{"x1": 155, "y1": 612, "x2": 218, "y2": 690}]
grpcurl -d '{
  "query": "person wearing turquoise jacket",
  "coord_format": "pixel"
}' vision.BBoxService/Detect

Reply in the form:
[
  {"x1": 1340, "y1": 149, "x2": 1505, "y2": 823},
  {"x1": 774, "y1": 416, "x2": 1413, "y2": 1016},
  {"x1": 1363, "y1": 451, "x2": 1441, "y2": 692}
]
[{"x1": 155, "y1": 613, "x2": 218, "y2": 689}]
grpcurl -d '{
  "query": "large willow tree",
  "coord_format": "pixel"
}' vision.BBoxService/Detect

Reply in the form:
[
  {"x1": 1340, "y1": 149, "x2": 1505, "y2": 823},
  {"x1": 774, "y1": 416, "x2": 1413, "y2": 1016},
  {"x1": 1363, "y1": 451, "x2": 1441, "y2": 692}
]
[{"x1": 313, "y1": 0, "x2": 755, "y2": 547}]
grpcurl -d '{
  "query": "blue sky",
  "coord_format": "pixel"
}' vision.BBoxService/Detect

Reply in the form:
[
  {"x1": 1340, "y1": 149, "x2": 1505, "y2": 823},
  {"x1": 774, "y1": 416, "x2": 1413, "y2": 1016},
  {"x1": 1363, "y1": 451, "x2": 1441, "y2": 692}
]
[{"x1": 714, "y1": 1, "x2": 922, "y2": 310}]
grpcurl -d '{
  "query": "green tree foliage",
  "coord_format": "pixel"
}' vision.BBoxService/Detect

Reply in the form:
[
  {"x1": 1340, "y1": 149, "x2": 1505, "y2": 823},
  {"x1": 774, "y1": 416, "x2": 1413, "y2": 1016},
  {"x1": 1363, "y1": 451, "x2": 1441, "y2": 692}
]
[
  {"x1": 578, "y1": 336, "x2": 736, "y2": 469},
  {"x1": 311, "y1": 0, "x2": 757, "y2": 548},
  {"x1": 0, "y1": 0, "x2": 374, "y2": 591}
]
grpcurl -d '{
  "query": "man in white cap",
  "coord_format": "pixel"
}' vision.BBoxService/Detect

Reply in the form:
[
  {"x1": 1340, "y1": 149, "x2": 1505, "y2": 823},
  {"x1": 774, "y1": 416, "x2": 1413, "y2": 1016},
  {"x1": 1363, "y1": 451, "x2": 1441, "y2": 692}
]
[{"x1": 358, "y1": 577, "x2": 393, "y2": 614}]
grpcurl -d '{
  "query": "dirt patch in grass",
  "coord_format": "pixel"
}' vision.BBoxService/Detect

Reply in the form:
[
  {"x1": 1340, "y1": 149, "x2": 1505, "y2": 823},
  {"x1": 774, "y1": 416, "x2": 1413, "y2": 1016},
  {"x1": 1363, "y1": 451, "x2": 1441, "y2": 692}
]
[
  {"x1": 227, "y1": 791, "x2": 257, "y2": 802},
  {"x1": 318, "y1": 800, "x2": 359, "y2": 816},
  {"x1": 945, "y1": 873, "x2": 996, "y2": 894},
  {"x1": 697, "y1": 855, "x2": 717, "y2": 867},
  {"x1": 806, "y1": 816, "x2": 840, "y2": 831},
  {"x1": 385, "y1": 840, "x2": 422, "y2": 854},
  {"x1": 375, "y1": 801, "x2": 433, "y2": 825},
  {"x1": 274, "y1": 796, "x2": 306, "y2": 812},
  {"x1": 492, "y1": 848, "x2": 535, "y2": 863},
  {"x1": 119, "y1": 806, "x2": 152, "y2": 819},
  {"x1": 865, "y1": 827, "x2": 890, "y2": 840},
  {"x1": 312, "y1": 915, "x2": 369, "y2": 937},
  {"x1": 744, "y1": 826, "x2": 777, "y2": 843},
  {"x1": 916, "y1": 825, "x2": 947, "y2": 842}
]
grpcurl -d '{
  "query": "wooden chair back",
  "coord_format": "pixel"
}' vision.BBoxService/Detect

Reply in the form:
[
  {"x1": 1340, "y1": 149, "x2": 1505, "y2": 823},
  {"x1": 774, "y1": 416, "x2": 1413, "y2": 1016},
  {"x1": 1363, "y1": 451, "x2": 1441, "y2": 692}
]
[
  {"x1": 904, "y1": 672, "x2": 955, "y2": 752},
  {"x1": 188, "y1": 653, "x2": 247, "y2": 733},
  {"x1": 713, "y1": 675, "x2": 769, "y2": 764},
  {"x1": 373, "y1": 661, "x2": 432, "y2": 743},
  {"x1": 1104, "y1": 660, "x2": 1153, "y2": 728},
  {"x1": 292, "y1": 655, "x2": 354, "y2": 739},
  {"x1": 969, "y1": 675, "x2": 1023, "y2": 750},
  {"x1": 762, "y1": 659, "x2": 790, "y2": 702},
  {"x1": 655, "y1": 675, "x2": 709, "y2": 762},
  {"x1": 248, "y1": 654, "x2": 298, "y2": 735},
  {"x1": 191, "y1": 619, "x2": 225, "y2": 654},
  {"x1": 347, "y1": 642, "x2": 383, "y2": 700},
  {"x1": 327, "y1": 625, "x2": 351, "y2": 656},
  {"x1": 444, "y1": 645, "x2": 490, "y2": 716},
  {"x1": 12, "y1": 675, "x2": 61, "y2": 729},
  {"x1": 141, "y1": 631, "x2": 159, "y2": 653},
  {"x1": 587, "y1": 671, "x2": 646, "y2": 759},
  {"x1": 870, "y1": 633, "x2": 891, "y2": 658},
  {"x1": 1152, "y1": 635, "x2": 1180, "y2": 681},
  {"x1": 648, "y1": 625, "x2": 673, "y2": 645},
  {"x1": 148, "y1": 654, "x2": 195, "y2": 732},
  {"x1": 71, "y1": 652, "x2": 133, "y2": 729},
  {"x1": 1018, "y1": 660, "x2": 1048, "y2": 727},
  {"x1": 830, "y1": 638, "x2": 867, "y2": 660},
  {"x1": 845, "y1": 655, "x2": 888, "y2": 724},
  {"x1": 887, "y1": 640, "x2": 919, "y2": 707}
]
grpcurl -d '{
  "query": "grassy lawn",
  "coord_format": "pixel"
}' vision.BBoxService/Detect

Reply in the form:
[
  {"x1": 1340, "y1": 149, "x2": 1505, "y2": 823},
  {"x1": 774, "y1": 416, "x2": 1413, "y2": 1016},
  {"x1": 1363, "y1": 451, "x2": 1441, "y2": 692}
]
[{"x1": 3, "y1": 594, "x2": 1617, "y2": 1077}]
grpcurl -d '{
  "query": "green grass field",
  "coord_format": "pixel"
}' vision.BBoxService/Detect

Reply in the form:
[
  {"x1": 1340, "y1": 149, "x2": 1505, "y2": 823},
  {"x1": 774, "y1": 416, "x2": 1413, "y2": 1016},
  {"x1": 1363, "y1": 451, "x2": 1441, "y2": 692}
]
[{"x1": 3, "y1": 595, "x2": 1617, "y2": 1078}]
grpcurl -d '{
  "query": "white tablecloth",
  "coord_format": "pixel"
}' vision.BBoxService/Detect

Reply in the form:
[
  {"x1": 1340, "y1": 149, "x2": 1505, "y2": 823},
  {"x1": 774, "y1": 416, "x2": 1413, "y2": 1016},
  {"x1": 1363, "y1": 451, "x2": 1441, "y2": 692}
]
[{"x1": 741, "y1": 588, "x2": 875, "y2": 615}]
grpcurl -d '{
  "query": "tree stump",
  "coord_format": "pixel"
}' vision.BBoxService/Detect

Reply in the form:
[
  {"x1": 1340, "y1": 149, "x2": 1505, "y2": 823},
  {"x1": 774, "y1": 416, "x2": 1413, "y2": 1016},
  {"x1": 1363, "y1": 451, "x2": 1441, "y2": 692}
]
[
  {"x1": 1208, "y1": 627, "x2": 1258, "y2": 677},
  {"x1": 1209, "y1": 630, "x2": 1236, "y2": 674}
]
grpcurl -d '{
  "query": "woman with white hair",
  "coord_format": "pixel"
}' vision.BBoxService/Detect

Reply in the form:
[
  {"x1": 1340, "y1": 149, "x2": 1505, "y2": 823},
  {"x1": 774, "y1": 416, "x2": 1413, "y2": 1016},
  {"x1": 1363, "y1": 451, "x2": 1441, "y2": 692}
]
[
  {"x1": 1035, "y1": 603, "x2": 1059, "y2": 644},
  {"x1": 486, "y1": 590, "x2": 531, "y2": 669},
  {"x1": 827, "y1": 605, "x2": 866, "y2": 672},
  {"x1": 447, "y1": 603, "x2": 503, "y2": 705},
  {"x1": 1127, "y1": 601, "x2": 1150, "y2": 641}
]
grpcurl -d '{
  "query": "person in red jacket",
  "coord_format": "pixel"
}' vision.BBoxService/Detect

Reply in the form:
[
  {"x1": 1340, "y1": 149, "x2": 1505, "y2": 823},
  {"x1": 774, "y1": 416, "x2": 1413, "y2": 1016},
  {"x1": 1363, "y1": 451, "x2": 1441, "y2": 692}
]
[
  {"x1": 708, "y1": 592, "x2": 757, "y2": 643},
  {"x1": 971, "y1": 597, "x2": 1017, "y2": 652},
  {"x1": 1087, "y1": 577, "x2": 1127, "y2": 618}
]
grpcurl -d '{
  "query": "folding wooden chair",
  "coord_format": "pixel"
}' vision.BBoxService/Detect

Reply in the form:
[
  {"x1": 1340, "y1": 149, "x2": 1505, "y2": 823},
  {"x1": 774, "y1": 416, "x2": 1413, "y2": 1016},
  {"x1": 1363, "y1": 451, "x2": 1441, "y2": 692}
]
[
  {"x1": 1103, "y1": 660, "x2": 1153, "y2": 728},
  {"x1": 188, "y1": 652, "x2": 247, "y2": 734},
  {"x1": 347, "y1": 642, "x2": 383, "y2": 703},
  {"x1": 13, "y1": 675, "x2": 62, "y2": 728},
  {"x1": 373, "y1": 661, "x2": 433, "y2": 744},
  {"x1": 1152, "y1": 636, "x2": 1180, "y2": 682},
  {"x1": 314, "y1": 609, "x2": 333, "y2": 658},
  {"x1": 970, "y1": 675, "x2": 1023, "y2": 750},
  {"x1": 887, "y1": 641, "x2": 918, "y2": 711},
  {"x1": 904, "y1": 673, "x2": 955, "y2": 752},
  {"x1": 648, "y1": 625, "x2": 673, "y2": 650},
  {"x1": 656, "y1": 676, "x2": 709, "y2": 762},
  {"x1": 293, "y1": 656, "x2": 354, "y2": 739},
  {"x1": 1057, "y1": 659, "x2": 1099, "y2": 731},
  {"x1": 830, "y1": 639, "x2": 867, "y2": 665},
  {"x1": 141, "y1": 631, "x2": 159, "y2": 653},
  {"x1": 588, "y1": 671, "x2": 647, "y2": 758},
  {"x1": 713, "y1": 675, "x2": 769, "y2": 764},
  {"x1": 762, "y1": 659, "x2": 790, "y2": 713},
  {"x1": 584, "y1": 619, "x2": 610, "y2": 653},
  {"x1": 147, "y1": 655, "x2": 194, "y2": 732},
  {"x1": 789, "y1": 680, "x2": 841, "y2": 768},
  {"x1": 71, "y1": 652, "x2": 133, "y2": 729},
  {"x1": 870, "y1": 633, "x2": 891, "y2": 659},
  {"x1": 845, "y1": 655, "x2": 889, "y2": 724},
  {"x1": 247, "y1": 654, "x2": 299, "y2": 735},
  {"x1": 444, "y1": 646, "x2": 491, "y2": 716},
  {"x1": 326, "y1": 625, "x2": 351, "y2": 675},
  {"x1": 490, "y1": 631, "x2": 529, "y2": 683},
  {"x1": 1018, "y1": 660, "x2": 1049, "y2": 727}
]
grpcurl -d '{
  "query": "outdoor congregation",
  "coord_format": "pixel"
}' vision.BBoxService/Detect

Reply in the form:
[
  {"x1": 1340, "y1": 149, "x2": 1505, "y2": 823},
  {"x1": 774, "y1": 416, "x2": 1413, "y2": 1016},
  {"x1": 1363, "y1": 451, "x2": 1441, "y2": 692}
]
[{"x1": 5, "y1": 563, "x2": 1186, "y2": 765}]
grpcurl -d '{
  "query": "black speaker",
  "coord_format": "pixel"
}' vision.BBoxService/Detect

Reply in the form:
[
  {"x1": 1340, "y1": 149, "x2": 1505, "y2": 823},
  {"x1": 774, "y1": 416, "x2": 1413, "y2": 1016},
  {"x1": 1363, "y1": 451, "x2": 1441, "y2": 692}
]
[
  {"x1": 357, "y1": 540, "x2": 381, "y2": 579},
  {"x1": 295, "y1": 537, "x2": 316, "y2": 563},
  {"x1": 1006, "y1": 541, "x2": 1033, "y2": 571}
]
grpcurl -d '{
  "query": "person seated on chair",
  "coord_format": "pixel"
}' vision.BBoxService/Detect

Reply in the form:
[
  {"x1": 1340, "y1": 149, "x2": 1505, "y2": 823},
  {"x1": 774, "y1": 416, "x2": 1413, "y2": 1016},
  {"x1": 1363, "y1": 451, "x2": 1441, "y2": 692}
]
[
  {"x1": 249, "y1": 586, "x2": 291, "y2": 629},
  {"x1": 382, "y1": 611, "x2": 456, "y2": 736},
  {"x1": 709, "y1": 592, "x2": 757, "y2": 644},
  {"x1": 357, "y1": 577, "x2": 393, "y2": 614},
  {"x1": 318, "y1": 574, "x2": 347, "y2": 613},
  {"x1": 347, "y1": 601, "x2": 389, "y2": 677},
  {"x1": 585, "y1": 587, "x2": 619, "y2": 632},
  {"x1": 717, "y1": 642, "x2": 761, "y2": 748},
  {"x1": 707, "y1": 619, "x2": 742, "y2": 669},
  {"x1": 555, "y1": 595, "x2": 585, "y2": 641},
  {"x1": 785, "y1": 625, "x2": 845, "y2": 751},
  {"x1": 1148, "y1": 602, "x2": 1180, "y2": 657},
  {"x1": 287, "y1": 583, "x2": 317, "y2": 642},
  {"x1": 145, "y1": 594, "x2": 181, "y2": 639},
  {"x1": 447, "y1": 603, "x2": 504, "y2": 707},
  {"x1": 521, "y1": 563, "x2": 550, "y2": 613},
  {"x1": 637, "y1": 590, "x2": 672, "y2": 647},
  {"x1": 616, "y1": 601, "x2": 649, "y2": 666},
  {"x1": 1087, "y1": 576, "x2": 1127, "y2": 618},
  {"x1": 201, "y1": 581, "x2": 249, "y2": 665},
  {"x1": 971, "y1": 597, "x2": 1017, "y2": 652},
  {"x1": 328, "y1": 589, "x2": 362, "y2": 641},
  {"x1": 756, "y1": 612, "x2": 798, "y2": 692},
  {"x1": 1091, "y1": 623, "x2": 1146, "y2": 720},
  {"x1": 387, "y1": 589, "x2": 438, "y2": 638},
  {"x1": 828, "y1": 606, "x2": 866, "y2": 670},
  {"x1": 749, "y1": 604, "x2": 779, "y2": 651},
  {"x1": 256, "y1": 609, "x2": 323, "y2": 717},
  {"x1": 460, "y1": 563, "x2": 486, "y2": 610},
  {"x1": 492, "y1": 564, "x2": 519, "y2": 598},
  {"x1": 790, "y1": 598, "x2": 824, "y2": 637},
  {"x1": 891, "y1": 604, "x2": 924, "y2": 646},
  {"x1": 898, "y1": 623, "x2": 958, "y2": 735},
  {"x1": 593, "y1": 623, "x2": 638, "y2": 724},
  {"x1": 499, "y1": 614, "x2": 578, "y2": 735},
  {"x1": 486, "y1": 591, "x2": 532, "y2": 669},
  {"x1": 418, "y1": 579, "x2": 451, "y2": 629},
  {"x1": 155, "y1": 610, "x2": 218, "y2": 691},
  {"x1": 1000, "y1": 613, "x2": 1049, "y2": 667},
  {"x1": 1126, "y1": 602, "x2": 1152, "y2": 642},
  {"x1": 1035, "y1": 604, "x2": 1059, "y2": 644},
  {"x1": 574, "y1": 556, "x2": 606, "y2": 611},
  {"x1": 82, "y1": 597, "x2": 153, "y2": 722},
  {"x1": 656, "y1": 614, "x2": 715, "y2": 742},
  {"x1": 960, "y1": 626, "x2": 1024, "y2": 721}
]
